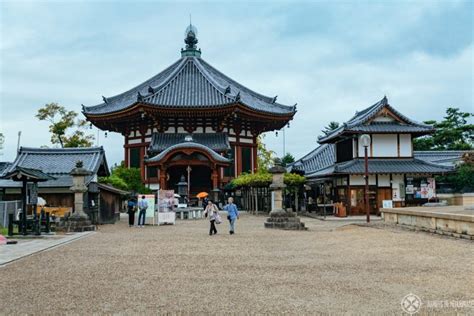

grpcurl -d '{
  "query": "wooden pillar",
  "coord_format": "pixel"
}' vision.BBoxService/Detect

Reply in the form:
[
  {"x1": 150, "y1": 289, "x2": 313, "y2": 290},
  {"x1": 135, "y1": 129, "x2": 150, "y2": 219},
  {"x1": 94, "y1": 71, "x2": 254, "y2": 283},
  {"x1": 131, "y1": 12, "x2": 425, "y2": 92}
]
[
  {"x1": 212, "y1": 168, "x2": 219, "y2": 189},
  {"x1": 159, "y1": 167, "x2": 167, "y2": 190}
]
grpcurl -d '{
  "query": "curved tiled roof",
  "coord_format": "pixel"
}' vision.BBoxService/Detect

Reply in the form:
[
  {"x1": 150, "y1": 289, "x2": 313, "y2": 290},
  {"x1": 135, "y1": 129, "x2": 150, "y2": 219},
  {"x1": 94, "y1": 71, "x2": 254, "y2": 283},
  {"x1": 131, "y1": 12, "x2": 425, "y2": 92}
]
[
  {"x1": 146, "y1": 142, "x2": 231, "y2": 164},
  {"x1": 83, "y1": 56, "x2": 295, "y2": 116},
  {"x1": 318, "y1": 96, "x2": 434, "y2": 143},
  {"x1": 149, "y1": 133, "x2": 230, "y2": 154}
]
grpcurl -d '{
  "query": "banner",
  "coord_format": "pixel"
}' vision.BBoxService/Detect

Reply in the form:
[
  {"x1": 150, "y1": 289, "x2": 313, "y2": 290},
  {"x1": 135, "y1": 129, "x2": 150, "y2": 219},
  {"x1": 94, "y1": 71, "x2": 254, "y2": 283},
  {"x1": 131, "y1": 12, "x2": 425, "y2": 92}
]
[{"x1": 158, "y1": 190, "x2": 176, "y2": 213}]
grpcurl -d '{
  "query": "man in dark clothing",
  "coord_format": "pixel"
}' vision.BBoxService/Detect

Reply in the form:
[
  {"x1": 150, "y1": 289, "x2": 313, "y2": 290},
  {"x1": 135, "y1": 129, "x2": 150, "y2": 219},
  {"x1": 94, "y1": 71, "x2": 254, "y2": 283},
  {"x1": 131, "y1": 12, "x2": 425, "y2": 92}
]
[{"x1": 127, "y1": 198, "x2": 136, "y2": 227}]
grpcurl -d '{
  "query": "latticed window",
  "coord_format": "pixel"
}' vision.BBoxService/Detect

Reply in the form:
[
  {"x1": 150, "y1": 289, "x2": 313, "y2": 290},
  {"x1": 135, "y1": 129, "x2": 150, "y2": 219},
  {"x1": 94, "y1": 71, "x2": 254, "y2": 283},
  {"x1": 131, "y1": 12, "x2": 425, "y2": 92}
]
[
  {"x1": 241, "y1": 147, "x2": 252, "y2": 173},
  {"x1": 224, "y1": 146, "x2": 235, "y2": 177},
  {"x1": 129, "y1": 147, "x2": 141, "y2": 168}
]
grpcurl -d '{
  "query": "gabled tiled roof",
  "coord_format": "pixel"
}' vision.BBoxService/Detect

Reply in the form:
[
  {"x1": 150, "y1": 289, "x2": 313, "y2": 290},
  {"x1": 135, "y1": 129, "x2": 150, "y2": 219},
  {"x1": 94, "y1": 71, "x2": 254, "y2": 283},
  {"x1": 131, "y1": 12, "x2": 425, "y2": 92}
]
[
  {"x1": 318, "y1": 96, "x2": 434, "y2": 143},
  {"x1": 0, "y1": 147, "x2": 109, "y2": 188},
  {"x1": 2, "y1": 166, "x2": 56, "y2": 181},
  {"x1": 146, "y1": 142, "x2": 231, "y2": 165},
  {"x1": 414, "y1": 150, "x2": 472, "y2": 167},
  {"x1": 83, "y1": 56, "x2": 296, "y2": 116},
  {"x1": 148, "y1": 133, "x2": 230, "y2": 154},
  {"x1": 288, "y1": 144, "x2": 335, "y2": 174}
]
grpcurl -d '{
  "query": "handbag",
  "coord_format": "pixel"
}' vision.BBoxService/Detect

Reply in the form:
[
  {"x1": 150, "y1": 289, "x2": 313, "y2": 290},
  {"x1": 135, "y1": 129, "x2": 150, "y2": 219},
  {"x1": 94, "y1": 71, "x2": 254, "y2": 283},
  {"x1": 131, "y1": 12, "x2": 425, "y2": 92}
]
[{"x1": 215, "y1": 213, "x2": 222, "y2": 224}]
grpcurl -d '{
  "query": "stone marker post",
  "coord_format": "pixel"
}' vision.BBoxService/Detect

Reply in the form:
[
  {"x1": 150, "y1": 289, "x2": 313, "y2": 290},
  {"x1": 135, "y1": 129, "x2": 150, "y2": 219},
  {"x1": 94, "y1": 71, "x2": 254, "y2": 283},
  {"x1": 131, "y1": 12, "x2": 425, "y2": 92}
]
[
  {"x1": 70, "y1": 161, "x2": 91, "y2": 219},
  {"x1": 264, "y1": 158, "x2": 306, "y2": 230}
]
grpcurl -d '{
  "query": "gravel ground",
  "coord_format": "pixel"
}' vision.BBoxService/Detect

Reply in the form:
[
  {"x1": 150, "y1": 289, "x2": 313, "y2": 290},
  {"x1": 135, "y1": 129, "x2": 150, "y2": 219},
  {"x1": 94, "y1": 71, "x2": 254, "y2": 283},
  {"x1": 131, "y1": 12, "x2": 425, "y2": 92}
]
[{"x1": 1, "y1": 214, "x2": 473, "y2": 315}]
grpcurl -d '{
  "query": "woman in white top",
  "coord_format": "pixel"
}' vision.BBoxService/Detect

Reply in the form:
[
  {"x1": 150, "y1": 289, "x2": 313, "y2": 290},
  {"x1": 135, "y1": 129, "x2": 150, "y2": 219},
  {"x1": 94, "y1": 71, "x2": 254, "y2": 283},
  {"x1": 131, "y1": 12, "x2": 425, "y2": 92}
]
[{"x1": 204, "y1": 200, "x2": 220, "y2": 236}]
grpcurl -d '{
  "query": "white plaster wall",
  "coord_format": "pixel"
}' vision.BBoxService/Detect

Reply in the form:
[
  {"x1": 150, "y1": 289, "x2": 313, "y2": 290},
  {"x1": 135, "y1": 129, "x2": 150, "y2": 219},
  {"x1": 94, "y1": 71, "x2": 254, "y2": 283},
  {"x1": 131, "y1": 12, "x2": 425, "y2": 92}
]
[
  {"x1": 205, "y1": 127, "x2": 215, "y2": 133},
  {"x1": 372, "y1": 134, "x2": 398, "y2": 157},
  {"x1": 372, "y1": 115, "x2": 394, "y2": 122},
  {"x1": 391, "y1": 174, "x2": 405, "y2": 201},
  {"x1": 128, "y1": 139, "x2": 142, "y2": 144},
  {"x1": 350, "y1": 175, "x2": 376, "y2": 186},
  {"x1": 177, "y1": 127, "x2": 186, "y2": 133},
  {"x1": 195, "y1": 127, "x2": 204, "y2": 133},
  {"x1": 399, "y1": 134, "x2": 412, "y2": 157},
  {"x1": 378, "y1": 174, "x2": 391, "y2": 187},
  {"x1": 353, "y1": 139, "x2": 358, "y2": 158}
]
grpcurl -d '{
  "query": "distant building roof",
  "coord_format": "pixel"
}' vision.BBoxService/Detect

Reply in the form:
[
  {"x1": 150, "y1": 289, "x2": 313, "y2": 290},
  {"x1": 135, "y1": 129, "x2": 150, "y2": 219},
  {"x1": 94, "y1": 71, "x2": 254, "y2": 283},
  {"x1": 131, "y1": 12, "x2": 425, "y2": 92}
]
[
  {"x1": 148, "y1": 133, "x2": 230, "y2": 154},
  {"x1": 0, "y1": 147, "x2": 109, "y2": 189},
  {"x1": 0, "y1": 162, "x2": 12, "y2": 176},
  {"x1": 318, "y1": 96, "x2": 434, "y2": 143},
  {"x1": 413, "y1": 150, "x2": 472, "y2": 167}
]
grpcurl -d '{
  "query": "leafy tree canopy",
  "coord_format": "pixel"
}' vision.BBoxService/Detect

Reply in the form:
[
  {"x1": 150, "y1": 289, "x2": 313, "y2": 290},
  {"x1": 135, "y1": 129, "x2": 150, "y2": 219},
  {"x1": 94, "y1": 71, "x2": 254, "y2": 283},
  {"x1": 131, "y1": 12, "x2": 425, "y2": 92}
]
[
  {"x1": 281, "y1": 153, "x2": 295, "y2": 167},
  {"x1": 36, "y1": 102, "x2": 94, "y2": 148},
  {"x1": 100, "y1": 162, "x2": 151, "y2": 194},
  {"x1": 257, "y1": 134, "x2": 275, "y2": 172},
  {"x1": 321, "y1": 121, "x2": 340, "y2": 136},
  {"x1": 231, "y1": 171, "x2": 305, "y2": 189},
  {"x1": 413, "y1": 108, "x2": 473, "y2": 150},
  {"x1": 436, "y1": 152, "x2": 474, "y2": 192}
]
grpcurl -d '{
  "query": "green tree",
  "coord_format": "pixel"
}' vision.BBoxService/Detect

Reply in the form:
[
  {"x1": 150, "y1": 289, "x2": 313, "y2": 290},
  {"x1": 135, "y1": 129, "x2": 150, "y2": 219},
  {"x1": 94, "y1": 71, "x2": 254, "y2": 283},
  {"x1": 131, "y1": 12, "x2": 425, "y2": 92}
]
[
  {"x1": 281, "y1": 153, "x2": 295, "y2": 167},
  {"x1": 436, "y1": 153, "x2": 474, "y2": 192},
  {"x1": 413, "y1": 108, "x2": 473, "y2": 150},
  {"x1": 36, "y1": 102, "x2": 94, "y2": 148},
  {"x1": 321, "y1": 121, "x2": 340, "y2": 136},
  {"x1": 100, "y1": 162, "x2": 151, "y2": 194},
  {"x1": 257, "y1": 134, "x2": 275, "y2": 172}
]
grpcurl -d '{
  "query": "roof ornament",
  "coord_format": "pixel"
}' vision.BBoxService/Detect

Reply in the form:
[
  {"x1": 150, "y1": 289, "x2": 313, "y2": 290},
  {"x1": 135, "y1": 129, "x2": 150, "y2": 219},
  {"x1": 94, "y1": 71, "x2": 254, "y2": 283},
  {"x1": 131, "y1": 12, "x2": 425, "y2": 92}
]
[
  {"x1": 148, "y1": 86, "x2": 155, "y2": 94},
  {"x1": 272, "y1": 95, "x2": 278, "y2": 103},
  {"x1": 137, "y1": 91, "x2": 144, "y2": 102},
  {"x1": 225, "y1": 86, "x2": 231, "y2": 94},
  {"x1": 102, "y1": 96, "x2": 108, "y2": 104},
  {"x1": 81, "y1": 104, "x2": 85, "y2": 111},
  {"x1": 181, "y1": 23, "x2": 201, "y2": 57},
  {"x1": 235, "y1": 91, "x2": 241, "y2": 101},
  {"x1": 184, "y1": 134, "x2": 193, "y2": 142}
]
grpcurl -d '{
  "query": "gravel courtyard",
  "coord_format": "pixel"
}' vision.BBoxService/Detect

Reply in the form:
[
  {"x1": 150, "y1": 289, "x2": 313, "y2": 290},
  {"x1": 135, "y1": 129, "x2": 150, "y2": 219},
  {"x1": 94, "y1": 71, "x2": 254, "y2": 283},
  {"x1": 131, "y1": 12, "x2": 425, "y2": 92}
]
[{"x1": 1, "y1": 214, "x2": 473, "y2": 314}]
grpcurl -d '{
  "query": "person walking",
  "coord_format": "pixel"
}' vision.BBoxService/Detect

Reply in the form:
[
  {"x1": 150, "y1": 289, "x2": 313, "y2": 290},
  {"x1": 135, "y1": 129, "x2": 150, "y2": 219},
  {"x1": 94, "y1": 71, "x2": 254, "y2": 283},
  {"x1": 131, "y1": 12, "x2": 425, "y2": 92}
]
[
  {"x1": 223, "y1": 197, "x2": 239, "y2": 235},
  {"x1": 127, "y1": 198, "x2": 136, "y2": 227},
  {"x1": 137, "y1": 195, "x2": 148, "y2": 227},
  {"x1": 204, "y1": 200, "x2": 220, "y2": 236}
]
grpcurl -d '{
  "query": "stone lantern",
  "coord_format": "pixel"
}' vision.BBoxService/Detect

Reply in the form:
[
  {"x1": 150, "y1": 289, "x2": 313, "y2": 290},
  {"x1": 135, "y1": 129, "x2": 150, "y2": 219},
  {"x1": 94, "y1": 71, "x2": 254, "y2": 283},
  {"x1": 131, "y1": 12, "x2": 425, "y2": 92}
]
[
  {"x1": 177, "y1": 175, "x2": 188, "y2": 204},
  {"x1": 70, "y1": 160, "x2": 91, "y2": 219},
  {"x1": 264, "y1": 158, "x2": 306, "y2": 230}
]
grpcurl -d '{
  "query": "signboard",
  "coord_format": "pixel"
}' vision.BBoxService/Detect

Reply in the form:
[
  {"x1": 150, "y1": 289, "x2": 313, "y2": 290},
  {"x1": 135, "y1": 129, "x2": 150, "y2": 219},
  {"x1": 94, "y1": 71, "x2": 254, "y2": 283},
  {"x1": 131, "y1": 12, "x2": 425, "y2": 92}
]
[
  {"x1": 405, "y1": 184, "x2": 414, "y2": 194},
  {"x1": 158, "y1": 212, "x2": 176, "y2": 225},
  {"x1": 382, "y1": 200, "x2": 393, "y2": 209},
  {"x1": 27, "y1": 183, "x2": 38, "y2": 205}
]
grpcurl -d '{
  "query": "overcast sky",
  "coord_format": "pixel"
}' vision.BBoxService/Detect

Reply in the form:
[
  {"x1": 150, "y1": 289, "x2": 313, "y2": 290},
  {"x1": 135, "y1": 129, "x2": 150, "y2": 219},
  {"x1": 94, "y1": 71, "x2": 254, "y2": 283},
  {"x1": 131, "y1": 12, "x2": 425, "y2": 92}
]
[{"x1": 1, "y1": 0, "x2": 472, "y2": 166}]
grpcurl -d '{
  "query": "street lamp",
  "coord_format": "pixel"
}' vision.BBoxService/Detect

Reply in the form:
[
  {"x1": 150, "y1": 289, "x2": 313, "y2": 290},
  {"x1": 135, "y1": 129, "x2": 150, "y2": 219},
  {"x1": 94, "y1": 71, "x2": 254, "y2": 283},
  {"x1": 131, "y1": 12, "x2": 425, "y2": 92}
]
[{"x1": 360, "y1": 134, "x2": 371, "y2": 223}]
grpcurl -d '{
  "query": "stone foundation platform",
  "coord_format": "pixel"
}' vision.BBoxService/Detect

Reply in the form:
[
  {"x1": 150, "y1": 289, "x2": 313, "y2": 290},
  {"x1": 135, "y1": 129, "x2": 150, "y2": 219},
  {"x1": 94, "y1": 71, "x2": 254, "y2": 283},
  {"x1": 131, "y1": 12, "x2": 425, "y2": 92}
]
[
  {"x1": 264, "y1": 212, "x2": 307, "y2": 230},
  {"x1": 56, "y1": 217, "x2": 96, "y2": 233},
  {"x1": 381, "y1": 206, "x2": 474, "y2": 239}
]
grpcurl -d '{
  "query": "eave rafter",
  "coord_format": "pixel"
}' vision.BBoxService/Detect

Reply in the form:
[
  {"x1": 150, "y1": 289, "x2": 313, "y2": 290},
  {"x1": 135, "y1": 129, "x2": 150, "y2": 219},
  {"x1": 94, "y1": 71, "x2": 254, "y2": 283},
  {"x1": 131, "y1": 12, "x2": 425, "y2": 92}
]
[{"x1": 85, "y1": 102, "x2": 295, "y2": 135}]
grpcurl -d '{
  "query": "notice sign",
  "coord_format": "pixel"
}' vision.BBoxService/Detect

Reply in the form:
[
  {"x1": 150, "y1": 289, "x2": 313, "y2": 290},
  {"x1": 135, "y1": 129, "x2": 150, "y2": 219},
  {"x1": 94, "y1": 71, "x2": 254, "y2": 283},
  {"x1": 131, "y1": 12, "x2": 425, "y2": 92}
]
[{"x1": 382, "y1": 200, "x2": 393, "y2": 209}]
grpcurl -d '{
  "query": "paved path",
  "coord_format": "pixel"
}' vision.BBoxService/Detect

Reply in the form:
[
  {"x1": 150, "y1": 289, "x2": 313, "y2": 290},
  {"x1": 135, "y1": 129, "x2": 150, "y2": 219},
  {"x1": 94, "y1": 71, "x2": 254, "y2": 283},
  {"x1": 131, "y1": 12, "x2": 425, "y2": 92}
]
[{"x1": 0, "y1": 232, "x2": 94, "y2": 266}]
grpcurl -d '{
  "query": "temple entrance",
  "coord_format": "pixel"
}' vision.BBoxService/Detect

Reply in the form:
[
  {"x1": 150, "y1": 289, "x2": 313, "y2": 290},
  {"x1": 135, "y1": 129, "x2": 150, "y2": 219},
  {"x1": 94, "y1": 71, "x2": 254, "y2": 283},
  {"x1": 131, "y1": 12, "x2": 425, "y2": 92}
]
[{"x1": 167, "y1": 165, "x2": 212, "y2": 196}]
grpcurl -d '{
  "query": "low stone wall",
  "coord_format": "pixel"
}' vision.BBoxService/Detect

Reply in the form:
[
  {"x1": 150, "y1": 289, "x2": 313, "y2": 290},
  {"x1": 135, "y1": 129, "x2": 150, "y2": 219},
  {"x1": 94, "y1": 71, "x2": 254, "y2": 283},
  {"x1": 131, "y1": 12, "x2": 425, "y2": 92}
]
[
  {"x1": 437, "y1": 193, "x2": 474, "y2": 206},
  {"x1": 381, "y1": 207, "x2": 474, "y2": 239}
]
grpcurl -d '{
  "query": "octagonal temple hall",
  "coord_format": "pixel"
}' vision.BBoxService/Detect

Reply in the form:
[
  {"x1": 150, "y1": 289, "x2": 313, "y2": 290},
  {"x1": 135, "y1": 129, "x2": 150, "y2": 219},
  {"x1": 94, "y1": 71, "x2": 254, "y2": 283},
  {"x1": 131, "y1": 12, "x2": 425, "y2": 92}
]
[{"x1": 83, "y1": 25, "x2": 296, "y2": 195}]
